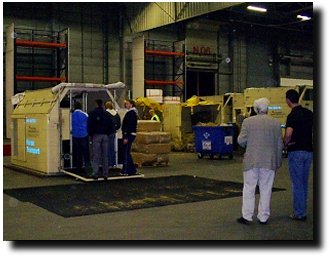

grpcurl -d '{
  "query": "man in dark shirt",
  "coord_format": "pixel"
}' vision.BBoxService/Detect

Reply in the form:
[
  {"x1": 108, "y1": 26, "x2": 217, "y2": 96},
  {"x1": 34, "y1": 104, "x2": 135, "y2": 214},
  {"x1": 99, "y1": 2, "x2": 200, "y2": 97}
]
[
  {"x1": 121, "y1": 99, "x2": 138, "y2": 175},
  {"x1": 284, "y1": 89, "x2": 313, "y2": 221},
  {"x1": 88, "y1": 99, "x2": 113, "y2": 179}
]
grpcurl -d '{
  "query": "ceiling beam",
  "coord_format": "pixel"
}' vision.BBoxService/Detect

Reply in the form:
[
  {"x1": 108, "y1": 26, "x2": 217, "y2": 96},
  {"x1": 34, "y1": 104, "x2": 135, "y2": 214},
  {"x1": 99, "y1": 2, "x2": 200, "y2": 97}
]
[{"x1": 124, "y1": 2, "x2": 242, "y2": 34}]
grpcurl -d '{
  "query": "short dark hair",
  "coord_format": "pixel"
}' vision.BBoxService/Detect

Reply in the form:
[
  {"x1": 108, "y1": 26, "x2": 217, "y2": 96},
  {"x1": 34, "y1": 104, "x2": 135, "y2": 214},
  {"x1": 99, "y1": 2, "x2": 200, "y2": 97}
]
[
  {"x1": 127, "y1": 99, "x2": 136, "y2": 107},
  {"x1": 286, "y1": 89, "x2": 299, "y2": 104},
  {"x1": 95, "y1": 99, "x2": 103, "y2": 107},
  {"x1": 74, "y1": 101, "x2": 82, "y2": 110}
]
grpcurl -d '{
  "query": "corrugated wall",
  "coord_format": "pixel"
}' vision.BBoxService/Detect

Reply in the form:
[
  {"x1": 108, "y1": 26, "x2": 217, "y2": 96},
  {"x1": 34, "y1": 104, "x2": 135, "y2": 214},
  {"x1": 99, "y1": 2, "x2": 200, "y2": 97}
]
[
  {"x1": 233, "y1": 33, "x2": 247, "y2": 92},
  {"x1": 53, "y1": 3, "x2": 106, "y2": 84},
  {"x1": 125, "y1": 2, "x2": 241, "y2": 34},
  {"x1": 3, "y1": 2, "x2": 313, "y2": 95},
  {"x1": 4, "y1": 2, "x2": 122, "y2": 86},
  {"x1": 218, "y1": 28, "x2": 231, "y2": 94}
]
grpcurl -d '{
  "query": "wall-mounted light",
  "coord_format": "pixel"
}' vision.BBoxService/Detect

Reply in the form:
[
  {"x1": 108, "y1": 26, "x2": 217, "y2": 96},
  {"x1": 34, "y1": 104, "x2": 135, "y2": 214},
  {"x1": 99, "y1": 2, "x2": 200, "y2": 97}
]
[
  {"x1": 247, "y1": 6, "x2": 267, "y2": 13},
  {"x1": 297, "y1": 14, "x2": 311, "y2": 21}
]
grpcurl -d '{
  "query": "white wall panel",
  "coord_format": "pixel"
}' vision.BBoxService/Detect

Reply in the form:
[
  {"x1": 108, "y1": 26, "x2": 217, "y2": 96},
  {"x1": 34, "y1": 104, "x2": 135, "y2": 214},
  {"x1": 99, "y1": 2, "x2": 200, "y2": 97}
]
[{"x1": 132, "y1": 36, "x2": 145, "y2": 98}]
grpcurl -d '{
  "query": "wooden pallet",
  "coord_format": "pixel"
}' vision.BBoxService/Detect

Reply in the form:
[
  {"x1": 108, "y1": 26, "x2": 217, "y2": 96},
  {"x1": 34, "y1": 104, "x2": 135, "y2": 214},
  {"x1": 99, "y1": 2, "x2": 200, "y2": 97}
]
[
  {"x1": 61, "y1": 169, "x2": 144, "y2": 182},
  {"x1": 135, "y1": 160, "x2": 169, "y2": 168}
]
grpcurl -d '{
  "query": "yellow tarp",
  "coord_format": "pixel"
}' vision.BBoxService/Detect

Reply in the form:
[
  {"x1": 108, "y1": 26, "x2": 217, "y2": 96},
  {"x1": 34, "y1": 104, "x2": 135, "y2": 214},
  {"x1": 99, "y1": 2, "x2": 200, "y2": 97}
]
[
  {"x1": 135, "y1": 97, "x2": 163, "y2": 112},
  {"x1": 181, "y1": 95, "x2": 217, "y2": 107}
]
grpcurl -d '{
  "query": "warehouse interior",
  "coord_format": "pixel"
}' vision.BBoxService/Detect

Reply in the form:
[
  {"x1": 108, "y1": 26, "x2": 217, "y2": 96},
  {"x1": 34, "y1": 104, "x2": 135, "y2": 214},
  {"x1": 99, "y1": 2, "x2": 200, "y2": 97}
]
[{"x1": 2, "y1": 2, "x2": 316, "y2": 242}]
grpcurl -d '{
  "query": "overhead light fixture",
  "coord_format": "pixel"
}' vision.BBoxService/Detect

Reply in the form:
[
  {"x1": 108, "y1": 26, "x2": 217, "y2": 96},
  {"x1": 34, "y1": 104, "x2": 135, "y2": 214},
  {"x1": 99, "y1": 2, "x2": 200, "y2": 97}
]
[
  {"x1": 247, "y1": 5, "x2": 267, "y2": 12},
  {"x1": 297, "y1": 14, "x2": 311, "y2": 21}
]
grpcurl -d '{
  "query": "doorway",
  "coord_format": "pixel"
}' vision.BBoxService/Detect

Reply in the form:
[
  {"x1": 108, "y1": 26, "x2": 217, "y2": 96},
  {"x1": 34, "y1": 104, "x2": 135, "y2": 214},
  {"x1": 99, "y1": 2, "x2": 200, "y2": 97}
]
[{"x1": 186, "y1": 70, "x2": 215, "y2": 99}]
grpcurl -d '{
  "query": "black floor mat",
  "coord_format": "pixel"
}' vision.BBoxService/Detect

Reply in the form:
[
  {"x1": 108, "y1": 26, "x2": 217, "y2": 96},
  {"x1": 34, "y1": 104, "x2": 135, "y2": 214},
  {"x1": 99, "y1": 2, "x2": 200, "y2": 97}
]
[{"x1": 4, "y1": 175, "x2": 285, "y2": 218}]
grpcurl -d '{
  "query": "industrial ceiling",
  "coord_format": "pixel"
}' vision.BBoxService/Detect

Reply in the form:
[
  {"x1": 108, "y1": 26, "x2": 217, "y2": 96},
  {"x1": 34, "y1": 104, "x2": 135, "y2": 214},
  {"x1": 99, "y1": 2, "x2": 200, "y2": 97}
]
[
  {"x1": 120, "y1": 2, "x2": 313, "y2": 34},
  {"x1": 204, "y1": 2, "x2": 313, "y2": 34},
  {"x1": 3, "y1": 2, "x2": 313, "y2": 35}
]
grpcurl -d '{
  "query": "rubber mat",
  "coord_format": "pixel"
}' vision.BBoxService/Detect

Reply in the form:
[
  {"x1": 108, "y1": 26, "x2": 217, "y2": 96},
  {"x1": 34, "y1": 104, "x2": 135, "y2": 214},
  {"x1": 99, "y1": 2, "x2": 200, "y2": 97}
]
[{"x1": 4, "y1": 175, "x2": 285, "y2": 218}]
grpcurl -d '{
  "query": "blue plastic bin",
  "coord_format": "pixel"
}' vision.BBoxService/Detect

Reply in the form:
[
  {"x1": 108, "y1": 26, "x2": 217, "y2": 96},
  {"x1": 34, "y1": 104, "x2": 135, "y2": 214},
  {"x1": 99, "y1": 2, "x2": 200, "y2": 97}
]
[{"x1": 192, "y1": 125, "x2": 234, "y2": 159}]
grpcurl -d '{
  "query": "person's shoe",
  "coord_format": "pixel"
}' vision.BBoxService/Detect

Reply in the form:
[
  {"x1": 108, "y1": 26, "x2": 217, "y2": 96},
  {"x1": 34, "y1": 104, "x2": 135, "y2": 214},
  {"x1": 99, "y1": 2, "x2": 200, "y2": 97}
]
[
  {"x1": 237, "y1": 217, "x2": 251, "y2": 225},
  {"x1": 103, "y1": 175, "x2": 108, "y2": 181},
  {"x1": 85, "y1": 165, "x2": 93, "y2": 175},
  {"x1": 90, "y1": 175, "x2": 98, "y2": 179},
  {"x1": 119, "y1": 172, "x2": 128, "y2": 176},
  {"x1": 289, "y1": 214, "x2": 307, "y2": 221},
  {"x1": 258, "y1": 219, "x2": 268, "y2": 225}
]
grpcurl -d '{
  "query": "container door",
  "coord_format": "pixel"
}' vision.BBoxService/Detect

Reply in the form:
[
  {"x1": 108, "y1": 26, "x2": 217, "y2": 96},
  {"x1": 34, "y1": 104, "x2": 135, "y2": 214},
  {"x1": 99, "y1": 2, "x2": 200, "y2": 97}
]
[
  {"x1": 59, "y1": 107, "x2": 71, "y2": 168},
  {"x1": 11, "y1": 116, "x2": 26, "y2": 161}
]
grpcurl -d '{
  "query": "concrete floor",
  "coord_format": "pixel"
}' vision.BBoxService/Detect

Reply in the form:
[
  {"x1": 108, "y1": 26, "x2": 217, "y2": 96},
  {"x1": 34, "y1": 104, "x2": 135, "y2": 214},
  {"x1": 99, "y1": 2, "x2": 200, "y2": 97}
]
[{"x1": 3, "y1": 152, "x2": 315, "y2": 241}]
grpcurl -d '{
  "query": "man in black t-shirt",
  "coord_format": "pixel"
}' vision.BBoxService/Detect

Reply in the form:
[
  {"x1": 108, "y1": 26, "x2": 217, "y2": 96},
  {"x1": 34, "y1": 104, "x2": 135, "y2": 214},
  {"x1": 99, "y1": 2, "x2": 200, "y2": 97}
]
[{"x1": 284, "y1": 89, "x2": 313, "y2": 221}]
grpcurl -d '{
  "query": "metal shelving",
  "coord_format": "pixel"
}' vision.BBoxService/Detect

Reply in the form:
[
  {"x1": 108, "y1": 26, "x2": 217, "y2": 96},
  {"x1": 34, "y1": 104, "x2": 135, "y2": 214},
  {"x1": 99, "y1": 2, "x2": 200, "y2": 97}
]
[
  {"x1": 13, "y1": 27, "x2": 68, "y2": 92},
  {"x1": 144, "y1": 39, "x2": 185, "y2": 100}
]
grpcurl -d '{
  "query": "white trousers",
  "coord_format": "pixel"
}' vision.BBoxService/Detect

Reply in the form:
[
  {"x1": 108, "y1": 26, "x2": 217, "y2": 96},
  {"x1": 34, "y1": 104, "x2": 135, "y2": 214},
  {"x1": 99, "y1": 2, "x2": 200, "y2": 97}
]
[{"x1": 242, "y1": 168, "x2": 275, "y2": 222}]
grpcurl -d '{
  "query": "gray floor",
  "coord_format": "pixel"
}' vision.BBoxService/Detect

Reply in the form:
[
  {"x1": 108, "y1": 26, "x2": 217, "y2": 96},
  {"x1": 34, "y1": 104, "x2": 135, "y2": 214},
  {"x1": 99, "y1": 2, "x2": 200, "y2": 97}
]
[{"x1": 3, "y1": 152, "x2": 314, "y2": 241}]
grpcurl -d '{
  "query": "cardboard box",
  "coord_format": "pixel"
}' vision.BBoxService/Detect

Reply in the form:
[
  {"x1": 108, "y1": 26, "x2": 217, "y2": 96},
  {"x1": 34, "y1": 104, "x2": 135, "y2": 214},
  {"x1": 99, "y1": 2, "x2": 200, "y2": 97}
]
[
  {"x1": 132, "y1": 143, "x2": 171, "y2": 154},
  {"x1": 137, "y1": 120, "x2": 161, "y2": 132},
  {"x1": 146, "y1": 89, "x2": 163, "y2": 103},
  {"x1": 131, "y1": 152, "x2": 157, "y2": 165},
  {"x1": 131, "y1": 152, "x2": 169, "y2": 166},
  {"x1": 163, "y1": 96, "x2": 181, "y2": 104},
  {"x1": 146, "y1": 89, "x2": 163, "y2": 97},
  {"x1": 135, "y1": 131, "x2": 171, "y2": 144}
]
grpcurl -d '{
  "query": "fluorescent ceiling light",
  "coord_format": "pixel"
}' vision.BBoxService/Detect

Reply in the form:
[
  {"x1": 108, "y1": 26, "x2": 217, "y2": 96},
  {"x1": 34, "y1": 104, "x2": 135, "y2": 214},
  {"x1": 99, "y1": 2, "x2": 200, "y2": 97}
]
[
  {"x1": 297, "y1": 14, "x2": 311, "y2": 21},
  {"x1": 247, "y1": 5, "x2": 267, "y2": 12}
]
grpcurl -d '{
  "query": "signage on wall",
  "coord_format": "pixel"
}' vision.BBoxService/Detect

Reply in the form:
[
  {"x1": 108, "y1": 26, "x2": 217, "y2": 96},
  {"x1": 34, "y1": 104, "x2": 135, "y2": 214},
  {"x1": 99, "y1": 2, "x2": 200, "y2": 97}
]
[
  {"x1": 25, "y1": 118, "x2": 41, "y2": 155},
  {"x1": 26, "y1": 139, "x2": 40, "y2": 155},
  {"x1": 192, "y1": 46, "x2": 212, "y2": 55}
]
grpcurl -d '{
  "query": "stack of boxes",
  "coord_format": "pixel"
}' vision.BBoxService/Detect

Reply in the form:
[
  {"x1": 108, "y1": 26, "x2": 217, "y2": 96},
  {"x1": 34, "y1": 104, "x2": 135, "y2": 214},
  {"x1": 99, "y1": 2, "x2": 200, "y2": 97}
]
[
  {"x1": 163, "y1": 96, "x2": 181, "y2": 104},
  {"x1": 146, "y1": 89, "x2": 163, "y2": 103},
  {"x1": 132, "y1": 120, "x2": 171, "y2": 167}
]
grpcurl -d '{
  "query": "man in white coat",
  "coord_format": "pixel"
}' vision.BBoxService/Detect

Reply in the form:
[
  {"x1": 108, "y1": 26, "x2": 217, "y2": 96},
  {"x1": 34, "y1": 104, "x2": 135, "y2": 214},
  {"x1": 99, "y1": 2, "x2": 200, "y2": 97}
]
[{"x1": 237, "y1": 97, "x2": 283, "y2": 225}]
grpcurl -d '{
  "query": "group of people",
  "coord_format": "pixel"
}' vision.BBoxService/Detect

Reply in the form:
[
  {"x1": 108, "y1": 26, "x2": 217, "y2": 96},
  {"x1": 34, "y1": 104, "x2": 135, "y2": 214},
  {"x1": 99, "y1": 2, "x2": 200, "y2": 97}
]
[
  {"x1": 237, "y1": 89, "x2": 313, "y2": 225},
  {"x1": 71, "y1": 89, "x2": 313, "y2": 222},
  {"x1": 71, "y1": 99, "x2": 138, "y2": 180}
]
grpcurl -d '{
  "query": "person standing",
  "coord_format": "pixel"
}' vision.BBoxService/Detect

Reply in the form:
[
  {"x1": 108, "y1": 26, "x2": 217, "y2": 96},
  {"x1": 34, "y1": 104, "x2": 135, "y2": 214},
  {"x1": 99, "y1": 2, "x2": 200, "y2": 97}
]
[
  {"x1": 237, "y1": 97, "x2": 283, "y2": 225},
  {"x1": 121, "y1": 99, "x2": 138, "y2": 175},
  {"x1": 235, "y1": 109, "x2": 245, "y2": 154},
  {"x1": 71, "y1": 101, "x2": 91, "y2": 173},
  {"x1": 88, "y1": 99, "x2": 113, "y2": 180},
  {"x1": 105, "y1": 101, "x2": 121, "y2": 168},
  {"x1": 284, "y1": 89, "x2": 313, "y2": 221},
  {"x1": 149, "y1": 109, "x2": 160, "y2": 122}
]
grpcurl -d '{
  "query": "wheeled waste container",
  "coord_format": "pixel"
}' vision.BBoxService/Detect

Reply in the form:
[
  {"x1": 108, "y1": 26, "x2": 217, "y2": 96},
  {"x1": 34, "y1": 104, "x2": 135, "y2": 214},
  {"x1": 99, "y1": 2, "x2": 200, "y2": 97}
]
[{"x1": 192, "y1": 125, "x2": 234, "y2": 159}]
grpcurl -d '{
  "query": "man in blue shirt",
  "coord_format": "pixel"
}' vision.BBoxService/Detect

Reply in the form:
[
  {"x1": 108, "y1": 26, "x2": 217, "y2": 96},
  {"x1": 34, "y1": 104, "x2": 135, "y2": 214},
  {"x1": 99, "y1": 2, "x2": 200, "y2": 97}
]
[{"x1": 72, "y1": 102, "x2": 91, "y2": 172}]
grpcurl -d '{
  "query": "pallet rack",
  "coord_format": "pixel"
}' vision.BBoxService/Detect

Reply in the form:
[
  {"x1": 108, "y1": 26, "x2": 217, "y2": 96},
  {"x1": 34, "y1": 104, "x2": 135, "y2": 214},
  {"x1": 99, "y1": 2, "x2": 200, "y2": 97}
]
[
  {"x1": 14, "y1": 27, "x2": 68, "y2": 92},
  {"x1": 5, "y1": 24, "x2": 69, "y2": 139},
  {"x1": 144, "y1": 39, "x2": 185, "y2": 100}
]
